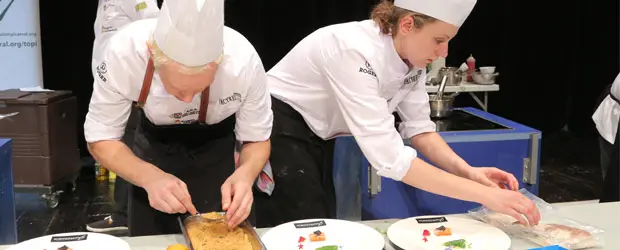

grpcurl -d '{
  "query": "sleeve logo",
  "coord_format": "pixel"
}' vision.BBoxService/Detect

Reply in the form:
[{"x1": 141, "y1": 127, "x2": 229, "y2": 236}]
[
  {"x1": 359, "y1": 61, "x2": 377, "y2": 78},
  {"x1": 96, "y1": 62, "x2": 108, "y2": 82}
]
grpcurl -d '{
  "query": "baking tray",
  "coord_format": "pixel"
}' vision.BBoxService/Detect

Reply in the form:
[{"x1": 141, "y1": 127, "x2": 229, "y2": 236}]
[{"x1": 178, "y1": 212, "x2": 267, "y2": 250}]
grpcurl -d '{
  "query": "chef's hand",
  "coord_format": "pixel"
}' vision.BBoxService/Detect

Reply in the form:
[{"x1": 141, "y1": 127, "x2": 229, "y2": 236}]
[
  {"x1": 142, "y1": 171, "x2": 198, "y2": 215},
  {"x1": 467, "y1": 167, "x2": 519, "y2": 191},
  {"x1": 481, "y1": 188, "x2": 541, "y2": 226},
  {"x1": 221, "y1": 169, "x2": 254, "y2": 228}
]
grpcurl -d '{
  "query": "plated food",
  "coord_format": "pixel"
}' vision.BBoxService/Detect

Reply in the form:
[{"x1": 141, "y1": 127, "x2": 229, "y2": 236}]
[
  {"x1": 261, "y1": 218, "x2": 385, "y2": 250},
  {"x1": 7, "y1": 232, "x2": 130, "y2": 250},
  {"x1": 387, "y1": 216, "x2": 511, "y2": 250}
]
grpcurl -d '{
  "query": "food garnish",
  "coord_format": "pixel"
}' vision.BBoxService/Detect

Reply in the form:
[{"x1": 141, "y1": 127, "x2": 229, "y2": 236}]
[
  {"x1": 166, "y1": 244, "x2": 189, "y2": 250},
  {"x1": 434, "y1": 225, "x2": 453, "y2": 236},
  {"x1": 309, "y1": 230, "x2": 326, "y2": 242},
  {"x1": 315, "y1": 246, "x2": 339, "y2": 250},
  {"x1": 443, "y1": 239, "x2": 472, "y2": 249}
]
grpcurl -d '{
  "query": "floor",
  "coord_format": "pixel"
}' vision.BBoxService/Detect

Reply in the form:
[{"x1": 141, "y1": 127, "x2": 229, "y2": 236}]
[{"x1": 8, "y1": 130, "x2": 606, "y2": 243}]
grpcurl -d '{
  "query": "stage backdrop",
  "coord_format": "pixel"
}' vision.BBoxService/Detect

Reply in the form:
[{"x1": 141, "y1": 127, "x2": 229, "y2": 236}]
[{"x1": 0, "y1": 0, "x2": 43, "y2": 90}]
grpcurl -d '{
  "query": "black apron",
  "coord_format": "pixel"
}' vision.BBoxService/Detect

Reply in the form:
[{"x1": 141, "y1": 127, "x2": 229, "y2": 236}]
[
  {"x1": 599, "y1": 86, "x2": 620, "y2": 202},
  {"x1": 253, "y1": 97, "x2": 337, "y2": 228},
  {"x1": 127, "y1": 58, "x2": 237, "y2": 236}
]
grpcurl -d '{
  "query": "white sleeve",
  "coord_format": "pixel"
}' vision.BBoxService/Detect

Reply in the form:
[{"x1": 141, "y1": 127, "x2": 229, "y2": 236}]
[
  {"x1": 396, "y1": 75, "x2": 437, "y2": 139},
  {"x1": 120, "y1": 0, "x2": 160, "y2": 21},
  {"x1": 323, "y1": 50, "x2": 417, "y2": 181},
  {"x1": 84, "y1": 49, "x2": 136, "y2": 143},
  {"x1": 235, "y1": 53, "x2": 273, "y2": 142}
]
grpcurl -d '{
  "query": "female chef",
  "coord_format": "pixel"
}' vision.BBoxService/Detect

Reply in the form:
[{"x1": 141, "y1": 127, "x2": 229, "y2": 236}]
[
  {"x1": 592, "y1": 73, "x2": 620, "y2": 202},
  {"x1": 84, "y1": 0, "x2": 272, "y2": 236},
  {"x1": 255, "y1": 0, "x2": 541, "y2": 227},
  {"x1": 86, "y1": 0, "x2": 160, "y2": 234}
]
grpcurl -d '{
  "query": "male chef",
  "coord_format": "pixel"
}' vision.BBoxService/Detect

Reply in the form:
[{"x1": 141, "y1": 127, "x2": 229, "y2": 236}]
[
  {"x1": 84, "y1": 0, "x2": 272, "y2": 236},
  {"x1": 86, "y1": 0, "x2": 160, "y2": 234}
]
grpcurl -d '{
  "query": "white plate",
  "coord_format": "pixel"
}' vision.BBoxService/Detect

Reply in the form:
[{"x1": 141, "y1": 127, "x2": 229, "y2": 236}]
[
  {"x1": 387, "y1": 216, "x2": 511, "y2": 250},
  {"x1": 6, "y1": 232, "x2": 130, "y2": 250},
  {"x1": 261, "y1": 218, "x2": 385, "y2": 250}
]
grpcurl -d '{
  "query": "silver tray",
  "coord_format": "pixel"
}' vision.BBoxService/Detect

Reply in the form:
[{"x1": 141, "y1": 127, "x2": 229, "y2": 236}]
[{"x1": 178, "y1": 212, "x2": 267, "y2": 250}]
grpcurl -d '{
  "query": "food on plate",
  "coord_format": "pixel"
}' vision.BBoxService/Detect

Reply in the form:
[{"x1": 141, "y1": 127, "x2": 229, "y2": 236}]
[
  {"x1": 443, "y1": 239, "x2": 472, "y2": 249},
  {"x1": 309, "y1": 230, "x2": 326, "y2": 242},
  {"x1": 167, "y1": 243, "x2": 190, "y2": 250},
  {"x1": 315, "y1": 246, "x2": 339, "y2": 250},
  {"x1": 185, "y1": 212, "x2": 254, "y2": 250},
  {"x1": 434, "y1": 225, "x2": 452, "y2": 236},
  {"x1": 422, "y1": 229, "x2": 431, "y2": 237},
  {"x1": 298, "y1": 236, "x2": 306, "y2": 243},
  {"x1": 524, "y1": 224, "x2": 598, "y2": 249},
  {"x1": 56, "y1": 246, "x2": 72, "y2": 250}
]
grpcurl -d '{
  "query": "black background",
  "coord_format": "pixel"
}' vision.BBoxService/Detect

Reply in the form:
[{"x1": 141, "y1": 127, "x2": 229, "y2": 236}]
[{"x1": 38, "y1": 0, "x2": 619, "y2": 157}]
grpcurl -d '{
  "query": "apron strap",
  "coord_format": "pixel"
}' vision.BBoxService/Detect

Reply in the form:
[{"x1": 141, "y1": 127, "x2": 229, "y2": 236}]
[
  {"x1": 137, "y1": 58, "x2": 156, "y2": 108},
  {"x1": 136, "y1": 57, "x2": 211, "y2": 124}
]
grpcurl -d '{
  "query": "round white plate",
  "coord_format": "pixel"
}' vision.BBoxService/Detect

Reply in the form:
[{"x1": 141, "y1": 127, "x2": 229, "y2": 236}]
[
  {"x1": 387, "y1": 216, "x2": 511, "y2": 250},
  {"x1": 261, "y1": 218, "x2": 385, "y2": 250},
  {"x1": 6, "y1": 232, "x2": 130, "y2": 250}
]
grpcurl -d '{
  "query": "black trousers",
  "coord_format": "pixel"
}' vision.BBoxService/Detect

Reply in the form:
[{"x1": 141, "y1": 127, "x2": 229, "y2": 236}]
[
  {"x1": 254, "y1": 96, "x2": 337, "y2": 228},
  {"x1": 600, "y1": 120, "x2": 620, "y2": 203}
]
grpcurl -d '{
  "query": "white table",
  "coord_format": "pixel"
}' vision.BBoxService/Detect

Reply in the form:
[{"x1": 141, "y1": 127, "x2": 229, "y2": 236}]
[
  {"x1": 1, "y1": 201, "x2": 617, "y2": 250},
  {"x1": 426, "y1": 82, "x2": 499, "y2": 111}
]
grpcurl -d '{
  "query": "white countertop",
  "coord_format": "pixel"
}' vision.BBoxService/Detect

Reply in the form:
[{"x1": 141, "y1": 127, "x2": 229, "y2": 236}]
[
  {"x1": 2, "y1": 201, "x2": 617, "y2": 250},
  {"x1": 426, "y1": 82, "x2": 499, "y2": 93}
]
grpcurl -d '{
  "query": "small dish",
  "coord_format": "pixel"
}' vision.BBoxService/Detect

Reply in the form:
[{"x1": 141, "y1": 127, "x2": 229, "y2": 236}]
[{"x1": 480, "y1": 66, "x2": 496, "y2": 74}]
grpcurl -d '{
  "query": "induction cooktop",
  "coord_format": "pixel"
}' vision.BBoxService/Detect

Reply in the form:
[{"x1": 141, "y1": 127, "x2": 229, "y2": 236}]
[{"x1": 431, "y1": 109, "x2": 510, "y2": 132}]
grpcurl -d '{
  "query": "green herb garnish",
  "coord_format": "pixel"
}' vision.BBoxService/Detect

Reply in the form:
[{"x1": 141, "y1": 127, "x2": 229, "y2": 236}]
[
  {"x1": 443, "y1": 239, "x2": 471, "y2": 248},
  {"x1": 315, "y1": 246, "x2": 338, "y2": 250}
]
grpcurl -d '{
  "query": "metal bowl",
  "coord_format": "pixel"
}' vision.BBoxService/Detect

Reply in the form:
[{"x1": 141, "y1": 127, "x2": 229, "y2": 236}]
[
  {"x1": 429, "y1": 94, "x2": 456, "y2": 118},
  {"x1": 472, "y1": 72, "x2": 499, "y2": 85}
]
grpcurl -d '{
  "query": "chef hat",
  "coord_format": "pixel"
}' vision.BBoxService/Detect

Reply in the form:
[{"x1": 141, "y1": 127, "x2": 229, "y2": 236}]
[
  {"x1": 153, "y1": 0, "x2": 224, "y2": 67},
  {"x1": 393, "y1": 0, "x2": 477, "y2": 27}
]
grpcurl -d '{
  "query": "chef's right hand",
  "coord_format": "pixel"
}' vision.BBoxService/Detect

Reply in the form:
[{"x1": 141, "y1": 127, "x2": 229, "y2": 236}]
[
  {"x1": 480, "y1": 188, "x2": 541, "y2": 226},
  {"x1": 142, "y1": 172, "x2": 198, "y2": 215}
]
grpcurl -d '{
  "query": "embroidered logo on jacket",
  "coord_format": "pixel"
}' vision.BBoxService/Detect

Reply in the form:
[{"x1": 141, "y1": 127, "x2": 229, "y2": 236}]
[
  {"x1": 219, "y1": 93, "x2": 242, "y2": 105},
  {"x1": 359, "y1": 61, "x2": 377, "y2": 78},
  {"x1": 96, "y1": 62, "x2": 107, "y2": 82},
  {"x1": 169, "y1": 107, "x2": 199, "y2": 124},
  {"x1": 403, "y1": 69, "x2": 424, "y2": 85}
]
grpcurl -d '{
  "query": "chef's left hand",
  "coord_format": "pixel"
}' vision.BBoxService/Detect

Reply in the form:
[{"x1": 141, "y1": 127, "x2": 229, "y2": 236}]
[
  {"x1": 466, "y1": 167, "x2": 519, "y2": 191},
  {"x1": 220, "y1": 168, "x2": 254, "y2": 228}
]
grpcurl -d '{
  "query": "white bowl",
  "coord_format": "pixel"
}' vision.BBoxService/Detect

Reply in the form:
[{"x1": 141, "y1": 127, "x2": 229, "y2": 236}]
[{"x1": 480, "y1": 66, "x2": 496, "y2": 74}]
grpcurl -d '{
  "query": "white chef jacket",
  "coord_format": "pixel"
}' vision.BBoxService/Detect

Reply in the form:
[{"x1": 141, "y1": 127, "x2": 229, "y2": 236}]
[
  {"x1": 268, "y1": 20, "x2": 436, "y2": 181},
  {"x1": 593, "y1": 73, "x2": 620, "y2": 143},
  {"x1": 85, "y1": 19, "x2": 273, "y2": 144},
  {"x1": 92, "y1": 0, "x2": 159, "y2": 67}
]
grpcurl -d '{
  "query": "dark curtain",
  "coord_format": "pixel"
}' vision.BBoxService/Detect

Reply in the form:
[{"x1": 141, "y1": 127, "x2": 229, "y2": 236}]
[{"x1": 40, "y1": 0, "x2": 619, "y2": 157}]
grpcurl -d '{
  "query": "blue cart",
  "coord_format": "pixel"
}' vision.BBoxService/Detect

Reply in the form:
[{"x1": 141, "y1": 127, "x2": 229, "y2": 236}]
[
  {"x1": 0, "y1": 138, "x2": 17, "y2": 244},
  {"x1": 333, "y1": 107, "x2": 542, "y2": 220}
]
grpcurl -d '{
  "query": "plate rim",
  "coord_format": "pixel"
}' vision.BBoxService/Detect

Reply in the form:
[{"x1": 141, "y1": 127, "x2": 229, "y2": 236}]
[
  {"x1": 261, "y1": 218, "x2": 385, "y2": 250},
  {"x1": 6, "y1": 232, "x2": 130, "y2": 250},
  {"x1": 387, "y1": 215, "x2": 511, "y2": 250}
]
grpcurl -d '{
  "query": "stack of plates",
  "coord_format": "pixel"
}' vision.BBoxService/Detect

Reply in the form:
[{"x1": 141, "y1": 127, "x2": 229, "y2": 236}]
[
  {"x1": 5, "y1": 232, "x2": 130, "y2": 250},
  {"x1": 261, "y1": 218, "x2": 385, "y2": 250},
  {"x1": 387, "y1": 216, "x2": 511, "y2": 250}
]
